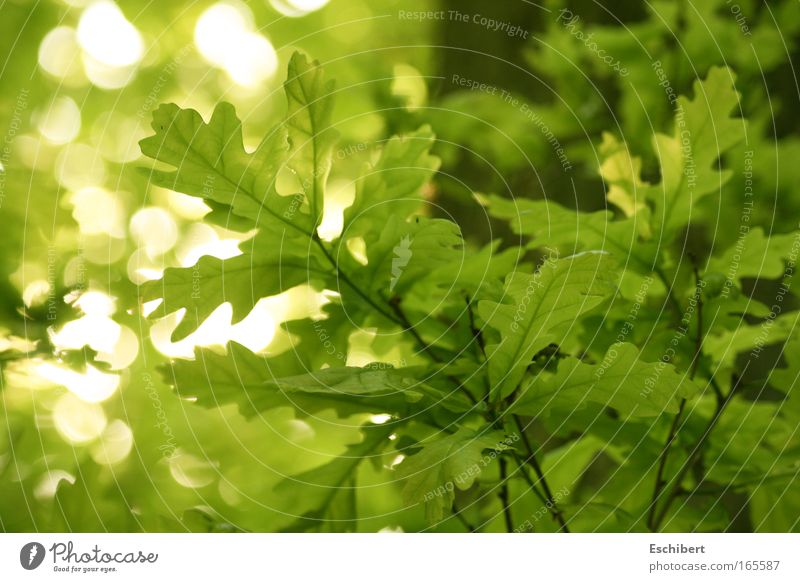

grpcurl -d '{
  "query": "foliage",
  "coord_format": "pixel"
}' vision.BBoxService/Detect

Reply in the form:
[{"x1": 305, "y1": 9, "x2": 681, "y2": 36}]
[{"x1": 2, "y1": 0, "x2": 799, "y2": 533}]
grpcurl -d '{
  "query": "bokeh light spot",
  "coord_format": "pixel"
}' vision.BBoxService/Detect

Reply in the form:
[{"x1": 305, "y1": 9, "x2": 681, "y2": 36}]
[{"x1": 53, "y1": 393, "x2": 107, "y2": 443}]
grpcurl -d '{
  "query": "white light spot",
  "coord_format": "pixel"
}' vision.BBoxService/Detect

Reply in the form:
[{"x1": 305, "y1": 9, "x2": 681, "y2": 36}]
[
  {"x1": 92, "y1": 112, "x2": 146, "y2": 163},
  {"x1": 270, "y1": 0, "x2": 330, "y2": 18},
  {"x1": 37, "y1": 362, "x2": 120, "y2": 403},
  {"x1": 194, "y1": 2, "x2": 277, "y2": 87},
  {"x1": 55, "y1": 145, "x2": 106, "y2": 191},
  {"x1": 175, "y1": 223, "x2": 244, "y2": 267},
  {"x1": 95, "y1": 324, "x2": 139, "y2": 370},
  {"x1": 222, "y1": 32, "x2": 278, "y2": 88},
  {"x1": 170, "y1": 452, "x2": 217, "y2": 488},
  {"x1": 141, "y1": 298, "x2": 163, "y2": 318},
  {"x1": 318, "y1": 179, "x2": 355, "y2": 241},
  {"x1": 218, "y1": 479, "x2": 242, "y2": 506},
  {"x1": 34, "y1": 470, "x2": 75, "y2": 500},
  {"x1": 150, "y1": 303, "x2": 232, "y2": 359},
  {"x1": 74, "y1": 290, "x2": 116, "y2": 316},
  {"x1": 370, "y1": 413, "x2": 392, "y2": 425},
  {"x1": 346, "y1": 236, "x2": 368, "y2": 266},
  {"x1": 69, "y1": 187, "x2": 124, "y2": 237},
  {"x1": 229, "y1": 302, "x2": 276, "y2": 353},
  {"x1": 36, "y1": 97, "x2": 82, "y2": 145},
  {"x1": 127, "y1": 248, "x2": 165, "y2": 284},
  {"x1": 90, "y1": 419, "x2": 133, "y2": 465},
  {"x1": 77, "y1": 1, "x2": 143, "y2": 67},
  {"x1": 194, "y1": 1, "x2": 253, "y2": 66},
  {"x1": 53, "y1": 393, "x2": 107, "y2": 443},
  {"x1": 283, "y1": 419, "x2": 315, "y2": 443},
  {"x1": 391, "y1": 64, "x2": 427, "y2": 112},
  {"x1": 82, "y1": 55, "x2": 137, "y2": 89},
  {"x1": 22, "y1": 280, "x2": 50, "y2": 308},
  {"x1": 168, "y1": 191, "x2": 210, "y2": 220},
  {"x1": 130, "y1": 207, "x2": 178, "y2": 256},
  {"x1": 38, "y1": 27, "x2": 85, "y2": 85}
]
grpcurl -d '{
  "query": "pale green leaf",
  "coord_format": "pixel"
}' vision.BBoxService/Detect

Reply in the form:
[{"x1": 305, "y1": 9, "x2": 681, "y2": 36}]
[
  {"x1": 284, "y1": 52, "x2": 337, "y2": 228},
  {"x1": 142, "y1": 236, "x2": 329, "y2": 340},
  {"x1": 139, "y1": 102, "x2": 311, "y2": 236}
]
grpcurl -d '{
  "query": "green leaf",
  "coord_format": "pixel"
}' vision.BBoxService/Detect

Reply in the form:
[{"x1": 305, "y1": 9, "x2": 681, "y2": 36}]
[
  {"x1": 483, "y1": 194, "x2": 656, "y2": 274},
  {"x1": 276, "y1": 425, "x2": 393, "y2": 532},
  {"x1": 264, "y1": 364, "x2": 424, "y2": 398},
  {"x1": 143, "y1": 236, "x2": 329, "y2": 340},
  {"x1": 479, "y1": 253, "x2": 617, "y2": 399},
  {"x1": 512, "y1": 343, "x2": 699, "y2": 417},
  {"x1": 166, "y1": 341, "x2": 311, "y2": 417},
  {"x1": 353, "y1": 215, "x2": 464, "y2": 297},
  {"x1": 405, "y1": 240, "x2": 520, "y2": 315},
  {"x1": 284, "y1": 52, "x2": 337, "y2": 229},
  {"x1": 166, "y1": 342, "x2": 444, "y2": 419},
  {"x1": 397, "y1": 427, "x2": 511, "y2": 523},
  {"x1": 704, "y1": 312, "x2": 799, "y2": 370},
  {"x1": 706, "y1": 227, "x2": 799, "y2": 285},
  {"x1": 341, "y1": 126, "x2": 440, "y2": 242},
  {"x1": 139, "y1": 102, "x2": 310, "y2": 236},
  {"x1": 598, "y1": 132, "x2": 651, "y2": 237},
  {"x1": 648, "y1": 66, "x2": 745, "y2": 234}
]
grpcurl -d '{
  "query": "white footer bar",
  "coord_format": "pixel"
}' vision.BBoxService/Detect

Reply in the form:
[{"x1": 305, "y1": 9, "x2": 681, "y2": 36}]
[{"x1": 1, "y1": 533, "x2": 796, "y2": 580}]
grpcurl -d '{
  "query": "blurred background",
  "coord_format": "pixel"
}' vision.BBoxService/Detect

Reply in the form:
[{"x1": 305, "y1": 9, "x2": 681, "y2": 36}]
[{"x1": 0, "y1": 0, "x2": 798, "y2": 531}]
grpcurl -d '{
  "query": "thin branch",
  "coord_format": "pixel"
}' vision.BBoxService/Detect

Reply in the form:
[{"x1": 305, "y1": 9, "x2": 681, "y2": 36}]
[
  {"x1": 313, "y1": 237, "x2": 400, "y2": 326},
  {"x1": 513, "y1": 415, "x2": 570, "y2": 532},
  {"x1": 388, "y1": 296, "x2": 441, "y2": 362},
  {"x1": 646, "y1": 398, "x2": 686, "y2": 530},
  {"x1": 511, "y1": 451, "x2": 549, "y2": 507},
  {"x1": 654, "y1": 266, "x2": 684, "y2": 321},
  {"x1": 465, "y1": 295, "x2": 486, "y2": 358},
  {"x1": 647, "y1": 258, "x2": 708, "y2": 531},
  {"x1": 498, "y1": 456, "x2": 514, "y2": 532},
  {"x1": 688, "y1": 259, "x2": 704, "y2": 380},
  {"x1": 388, "y1": 297, "x2": 478, "y2": 406},
  {"x1": 452, "y1": 501, "x2": 477, "y2": 532},
  {"x1": 652, "y1": 382, "x2": 737, "y2": 529}
]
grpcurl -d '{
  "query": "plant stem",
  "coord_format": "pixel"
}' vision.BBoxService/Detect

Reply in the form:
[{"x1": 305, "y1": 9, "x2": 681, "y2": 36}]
[
  {"x1": 465, "y1": 295, "x2": 486, "y2": 358},
  {"x1": 498, "y1": 455, "x2": 514, "y2": 532},
  {"x1": 654, "y1": 266, "x2": 683, "y2": 320},
  {"x1": 513, "y1": 415, "x2": 570, "y2": 532},
  {"x1": 388, "y1": 297, "x2": 441, "y2": 362},
  {"x1": 688, "y1": 260, "x2": 704, "y2": 380},
  {"x1": 647, "y1": 259, "x2": 708, "y2": 531},
  {"x1": 511, "y1": 452, "x2": 549, "y2": 506},
  {"x1": 652, "y1": 382, "x2": 737, "y2": 529},
  {"x1": 313, "y1": 237, "x2": 400, "y2": 326},
  {"x1": 452, "y1": 501, "x2": 477, "y2": 532},
  {"x1": 646, "y1": 398, "x2": 685, "y2": 530},
  {"x1": 314, "y1": 236, "x2": 461, "y2": 374}
]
